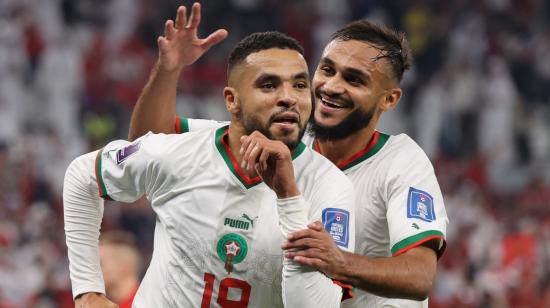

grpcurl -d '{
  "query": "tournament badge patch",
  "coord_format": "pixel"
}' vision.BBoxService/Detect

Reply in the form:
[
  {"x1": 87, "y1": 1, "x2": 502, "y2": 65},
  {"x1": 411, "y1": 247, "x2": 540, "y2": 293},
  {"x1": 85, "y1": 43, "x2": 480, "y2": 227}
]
[
  {"x1": 116, "y1": 141, "x2": 141, "y2": 164},
  {"x1": 216, "y1": 233, "x2": 248, "y2": 274},
  {"x1": 407, "y1": 187, "x2": 436, "y2": 222},
  {"x1": 322, "y1": 208, "x2": 350, "y2": 248}
]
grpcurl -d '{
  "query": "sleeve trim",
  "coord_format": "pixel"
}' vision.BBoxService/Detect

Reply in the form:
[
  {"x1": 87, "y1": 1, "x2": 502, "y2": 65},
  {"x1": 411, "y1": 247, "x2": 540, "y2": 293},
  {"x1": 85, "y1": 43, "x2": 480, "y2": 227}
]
[
  {"x1": 391, "y1": 230, "x2": 445, "y2": 257},
  {"x1": 332, "y1": 279, "x2": 354, "y2": 301},
  {"x1": 94, "y1": 149, "x2": 113, "y2": 200},
  {"x1": 175, "y1": 116, "x2": 181, "y2": 134},
  {"x1": 175, "y1": 116, "x2": 189, "y2": 133}
]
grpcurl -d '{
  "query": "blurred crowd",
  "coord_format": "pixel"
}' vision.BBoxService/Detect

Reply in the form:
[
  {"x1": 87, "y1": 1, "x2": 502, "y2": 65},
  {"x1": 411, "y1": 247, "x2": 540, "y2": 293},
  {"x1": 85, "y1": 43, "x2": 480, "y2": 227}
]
[{"x1": 0, "y1": 0, "x2": 549, "y2": 307}]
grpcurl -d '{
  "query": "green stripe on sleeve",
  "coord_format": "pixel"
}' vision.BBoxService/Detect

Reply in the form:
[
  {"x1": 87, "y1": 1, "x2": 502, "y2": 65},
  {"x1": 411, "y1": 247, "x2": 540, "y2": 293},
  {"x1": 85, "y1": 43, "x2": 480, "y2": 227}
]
[
  {"x1": 180, "y1": 117, "x2": 189, "y2": 133},
  {"x1": 95, "y1": 149, "x2": 113, "y2": 200},
  {"x1": 391, "y1": 230, "x2": 444, "y2": 256}
]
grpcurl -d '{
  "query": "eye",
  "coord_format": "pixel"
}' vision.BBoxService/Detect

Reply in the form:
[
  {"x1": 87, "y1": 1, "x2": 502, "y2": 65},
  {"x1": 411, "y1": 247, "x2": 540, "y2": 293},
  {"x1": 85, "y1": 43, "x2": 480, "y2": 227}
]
[
  {"x1": 319, "y1": 66, "x2": 334, "y2": 76},
  {"x1": 260, "y1": 82, "x2": 275, "y2": 89},
  {"x1": 345, "y1": 75, "x2": 365, "y2": 86},
  {"x1": 294, "y1": 81, "x2": 309, "y2": 89}
]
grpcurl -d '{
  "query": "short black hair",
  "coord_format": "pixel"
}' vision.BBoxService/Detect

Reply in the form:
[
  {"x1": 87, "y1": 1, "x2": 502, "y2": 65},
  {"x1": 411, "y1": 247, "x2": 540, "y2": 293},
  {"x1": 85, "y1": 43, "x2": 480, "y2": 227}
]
[
  {"x1": 331, "y1": 20, "x2": 412, "y2": 82},
  {"x1": 227, "y1": 31, "x2": 304, "y2": 76}
]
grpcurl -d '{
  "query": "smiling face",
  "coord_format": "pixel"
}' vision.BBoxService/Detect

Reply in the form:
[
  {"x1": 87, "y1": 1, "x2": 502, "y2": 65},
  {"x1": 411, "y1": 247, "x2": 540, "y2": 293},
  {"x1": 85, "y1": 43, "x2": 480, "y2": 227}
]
[
  {"x1": 225, "y1": 48, "x2": 312, "y2": 150},
  {"x1": 311, "y1": 39, "x2": 401, "y2": 141}
]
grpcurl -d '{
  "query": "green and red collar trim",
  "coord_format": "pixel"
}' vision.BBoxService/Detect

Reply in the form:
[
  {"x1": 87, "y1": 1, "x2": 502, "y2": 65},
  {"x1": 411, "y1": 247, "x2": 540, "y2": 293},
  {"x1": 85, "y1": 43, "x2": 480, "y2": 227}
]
[
  {"x1": 312, "y1": 131, "x2": 390, "y2": 171},
  {"x1": 215, "y1": 126, "x2": 306, "y2": 189}
]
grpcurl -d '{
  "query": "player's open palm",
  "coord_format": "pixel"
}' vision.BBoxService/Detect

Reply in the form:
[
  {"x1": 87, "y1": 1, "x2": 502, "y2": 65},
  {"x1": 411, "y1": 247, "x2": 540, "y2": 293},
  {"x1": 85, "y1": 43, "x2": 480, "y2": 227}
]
[
  {"x1": 240, "y1": 132, "x2": 300, "y2": 198},
  {"x1": 75, "y1": 293, "x2": 119, "y2": 308},
  {"x1": 158, "y1": 2, "x2": 228, "y2": 72}
]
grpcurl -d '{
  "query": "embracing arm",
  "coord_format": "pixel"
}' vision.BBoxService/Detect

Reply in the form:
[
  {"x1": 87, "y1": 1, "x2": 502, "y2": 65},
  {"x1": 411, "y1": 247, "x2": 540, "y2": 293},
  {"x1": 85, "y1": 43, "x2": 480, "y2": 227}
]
[
  {"x1": 128, "y1": 3, "x2": 227, "y2": 141},
  {"x1": 284, "y1": 223, "x2": 439, "y2": 301}
]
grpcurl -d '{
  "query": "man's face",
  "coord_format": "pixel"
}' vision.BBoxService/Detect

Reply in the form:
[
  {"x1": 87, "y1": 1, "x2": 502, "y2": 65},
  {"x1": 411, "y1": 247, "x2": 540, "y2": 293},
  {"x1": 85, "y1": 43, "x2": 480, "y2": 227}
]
[
  {"x1": 230, "y1": 48, "x2": 311, "y2": 150},
  {"x1": 311, "y1": 39, "x2": 393, "y2": 140}
]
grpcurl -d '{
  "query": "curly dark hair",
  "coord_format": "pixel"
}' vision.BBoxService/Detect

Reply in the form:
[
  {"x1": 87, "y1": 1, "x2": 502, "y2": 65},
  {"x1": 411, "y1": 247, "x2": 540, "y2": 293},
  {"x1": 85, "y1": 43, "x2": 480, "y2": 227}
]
[{"x1": 331, "y1": 20, "x2": 413, "y2": 82}]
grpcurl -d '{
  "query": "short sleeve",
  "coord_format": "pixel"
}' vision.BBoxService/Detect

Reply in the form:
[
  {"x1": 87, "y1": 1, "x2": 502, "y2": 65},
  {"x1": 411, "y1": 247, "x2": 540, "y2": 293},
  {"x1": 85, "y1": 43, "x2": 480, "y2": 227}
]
[
  {"x1": 385, "y1": 146, "x2": 448, "y2": 258},
  {"x1": 95, "y1": 135, "x2": 153, "y2": 202},
  {"x1": 307, "y1": 162, "x2": 356, "y2": 253},
  {"x1": 175, "y1": 116, "x2": 228, "y2": 133}
]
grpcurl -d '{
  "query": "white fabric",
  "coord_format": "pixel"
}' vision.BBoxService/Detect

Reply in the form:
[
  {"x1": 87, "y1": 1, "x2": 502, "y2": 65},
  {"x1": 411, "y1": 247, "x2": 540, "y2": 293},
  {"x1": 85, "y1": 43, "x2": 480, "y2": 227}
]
[
  {"x1": 63, "y1": 151, "x2": 105, "y2": 298},
  {"x1": 64, "y1": 127, "x2": 355, "y2": 307},
  {"x1": 180, "y1": 118, "x2": 449, "y2": 307}
]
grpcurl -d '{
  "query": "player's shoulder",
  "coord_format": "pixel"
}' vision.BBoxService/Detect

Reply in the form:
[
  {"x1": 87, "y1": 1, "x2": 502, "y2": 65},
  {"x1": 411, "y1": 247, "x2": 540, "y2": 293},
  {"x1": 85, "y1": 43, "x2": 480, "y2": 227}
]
[
  {"x1": 296, "y1": 144, "x2": 351, "y2": 183},
  {"x1": 381, "y1": 133, "x2": 434, "y2": 173},
  {"x1": 382, "y1": 133, "x2": 430, "y2": 162},
  {"x1": 130, "y1": 128, "x2": 217, "y2": 157}
]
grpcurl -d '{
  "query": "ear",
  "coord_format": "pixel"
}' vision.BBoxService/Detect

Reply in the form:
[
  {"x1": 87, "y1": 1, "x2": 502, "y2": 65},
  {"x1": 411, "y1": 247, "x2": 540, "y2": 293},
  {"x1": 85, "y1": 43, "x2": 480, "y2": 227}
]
[
  {"x1": 380, "y1": 87, "x2": 402, "y2": 112},
  {"x1": 224, "y1": 87, "x2": 240, "y2": 115}
]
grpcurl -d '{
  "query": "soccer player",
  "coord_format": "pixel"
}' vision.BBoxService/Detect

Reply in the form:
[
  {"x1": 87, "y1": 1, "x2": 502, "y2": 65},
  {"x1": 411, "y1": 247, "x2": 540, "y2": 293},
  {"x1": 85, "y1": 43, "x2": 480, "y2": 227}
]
[
  {"x1": 64, "y1": 23, "x2": 355, "y2": 308},
  {"x1": 128, "y1": 3, "x2": 449, "y2": 307}
]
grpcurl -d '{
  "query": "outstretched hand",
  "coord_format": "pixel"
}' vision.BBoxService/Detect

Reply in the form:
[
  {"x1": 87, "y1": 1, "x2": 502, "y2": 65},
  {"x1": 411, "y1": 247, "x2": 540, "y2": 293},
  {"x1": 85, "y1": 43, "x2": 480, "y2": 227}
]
[
  {"x1": 158, "y1": 2, "x2": 228, "y2": 72},
  {"x1": 282, "y1": 221, "x2": 349, "y2": 281}
]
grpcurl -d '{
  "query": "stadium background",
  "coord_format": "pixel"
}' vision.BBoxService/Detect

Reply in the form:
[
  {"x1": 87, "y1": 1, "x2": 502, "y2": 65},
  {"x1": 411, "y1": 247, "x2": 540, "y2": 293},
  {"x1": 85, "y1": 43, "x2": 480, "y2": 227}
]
[{"x1": 1, "y1": 0, "x2": 550, "y2": 307}]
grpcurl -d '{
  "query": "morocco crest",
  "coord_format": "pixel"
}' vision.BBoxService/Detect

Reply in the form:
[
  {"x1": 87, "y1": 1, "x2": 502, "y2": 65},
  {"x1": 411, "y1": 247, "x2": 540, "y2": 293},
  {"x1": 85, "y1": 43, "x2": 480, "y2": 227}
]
[{"x1": 216, "y1": 233, "x2": 248, "y2": 274}]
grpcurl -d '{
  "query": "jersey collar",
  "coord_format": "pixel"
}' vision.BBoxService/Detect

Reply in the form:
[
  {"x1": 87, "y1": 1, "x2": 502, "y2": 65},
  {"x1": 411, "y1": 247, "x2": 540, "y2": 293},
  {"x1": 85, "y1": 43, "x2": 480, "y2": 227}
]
[
  {"x1": 312, "y1": 131, "x2": 390, "y2": 171},
  {"x1": 215, "y1": 126, "x2": 306, "y2": 189}
]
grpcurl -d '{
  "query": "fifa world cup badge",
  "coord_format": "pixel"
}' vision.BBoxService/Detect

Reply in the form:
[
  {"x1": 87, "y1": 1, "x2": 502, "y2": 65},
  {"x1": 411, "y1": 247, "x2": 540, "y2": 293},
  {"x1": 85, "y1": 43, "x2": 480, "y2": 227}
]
[{"x1": 216, "y1": 233, "x2": 248, "y2": 274}]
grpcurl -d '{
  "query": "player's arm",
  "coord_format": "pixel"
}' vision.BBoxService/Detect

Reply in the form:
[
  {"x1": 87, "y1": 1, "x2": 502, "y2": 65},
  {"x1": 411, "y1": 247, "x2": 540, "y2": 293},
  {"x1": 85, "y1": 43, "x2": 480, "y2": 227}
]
[
  {"x1": 240, "y1": 132, "x2": 345, "y2": 307},
  {"x1": 128, "y1": 3, "x2": 227, "y2": 141},
  {"x1": 284, "y1": 146, "x2": 448, "y2": 301},
  {"x1": 64, "y1": 137, "x2": 155, "y2": 304}
]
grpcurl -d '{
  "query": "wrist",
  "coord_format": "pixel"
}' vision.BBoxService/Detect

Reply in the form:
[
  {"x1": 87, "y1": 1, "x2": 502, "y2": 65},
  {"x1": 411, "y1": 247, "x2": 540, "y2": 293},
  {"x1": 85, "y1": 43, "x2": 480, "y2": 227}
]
[{"x1": 274, "y1": 184, "x2": 300, "y2": 199}]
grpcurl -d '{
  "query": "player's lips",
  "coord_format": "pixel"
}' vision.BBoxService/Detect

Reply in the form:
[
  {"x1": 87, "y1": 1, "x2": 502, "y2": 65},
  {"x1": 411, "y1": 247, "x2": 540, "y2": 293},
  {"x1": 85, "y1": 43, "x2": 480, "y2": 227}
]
[
  {"x1": 269, "y1": 111, "x2": 300, "y2": 128},
  {"x1": 318, "y1": 95, "x2": 352, "y2": 112}
]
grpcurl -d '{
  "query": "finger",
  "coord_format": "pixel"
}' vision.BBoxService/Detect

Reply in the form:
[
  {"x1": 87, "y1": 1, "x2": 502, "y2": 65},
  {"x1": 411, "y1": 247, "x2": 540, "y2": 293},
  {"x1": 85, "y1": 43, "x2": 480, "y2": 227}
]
[
  {"x1": 308, "y1": 221, "x2": 324, "y2": 231},
  {"x1": 175, "y1": 6, "x2": 187, "y2": 30},
  {"x1": 283, "y1": 237, "x2": 325, "y2": 250},
  {"x1": 257, "y1": 147, "x2": 270, "y2": 171},
  {"x1": 187, "y1": 2, "x2": 201, "y2": 29},
  {"x1": 165, "y1": 20, "x2": 175, "y2": 40},
  {"x1": 158, "y1": 36, "x2": 169, "y2": 50},
  {"x1": 200, "y1": 29, "x2": 228, "y2": 51},
  {"x1": 287, "y1": 228, "x2": 325, "y2": 241},
  {"x1": 246, "y1": 143, "x2": 262, "y2": 171},
  {"x1": 240, "y1": 137, "x2": 255, "y2": 169},
  {"x1": 292, "y1": 256, "x2": 326, "y2": 269},
  {"x1": 239, "y1": 135, "x2": 250, "y2": 155}
]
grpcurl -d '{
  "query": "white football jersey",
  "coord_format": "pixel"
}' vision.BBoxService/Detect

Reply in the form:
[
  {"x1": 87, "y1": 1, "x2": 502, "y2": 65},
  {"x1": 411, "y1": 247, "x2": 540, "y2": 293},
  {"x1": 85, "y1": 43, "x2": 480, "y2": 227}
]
[
  {"x1": 96, "y1": 126, "x2": 355, "y2": 307},
  {"x1": 177, "y1": 117, "x2": 449, "y2": 308},
  {"x1": 306, "y1": 132, "x2": 448, "y2": 308}
]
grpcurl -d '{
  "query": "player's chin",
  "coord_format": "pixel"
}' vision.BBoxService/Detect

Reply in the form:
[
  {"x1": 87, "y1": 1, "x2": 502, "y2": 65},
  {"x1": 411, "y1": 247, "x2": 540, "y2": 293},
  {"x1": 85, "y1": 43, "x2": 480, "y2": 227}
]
[
  {"x1": 313, "y1": 110, "x2": 346, "y2": 128},
  {"x1": 270, "y1": 125, "x2": 301, "y2": 148}
]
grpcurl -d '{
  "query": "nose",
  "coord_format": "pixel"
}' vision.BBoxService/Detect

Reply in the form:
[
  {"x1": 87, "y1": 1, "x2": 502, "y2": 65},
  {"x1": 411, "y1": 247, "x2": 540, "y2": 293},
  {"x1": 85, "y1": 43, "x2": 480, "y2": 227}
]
[
  {"x1": 322, "y1": 75, "x2": 345, "y2": 96},
  {"x1": 277, "y1": 84, "x2": 297, "y2": 108}
]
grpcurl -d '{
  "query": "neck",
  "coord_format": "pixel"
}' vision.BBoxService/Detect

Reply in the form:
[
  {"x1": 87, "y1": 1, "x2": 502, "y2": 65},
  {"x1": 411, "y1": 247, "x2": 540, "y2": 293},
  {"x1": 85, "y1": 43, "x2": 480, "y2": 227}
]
[
  {"x1": 316, "y1": 122, "x2": 377, "y2": 166},
  {"x1": 227, "y1": 122, "x2": 258, "y2": 178},
  {"x1": 108, "y1": 276, "x2": 138, "y2": 304}
]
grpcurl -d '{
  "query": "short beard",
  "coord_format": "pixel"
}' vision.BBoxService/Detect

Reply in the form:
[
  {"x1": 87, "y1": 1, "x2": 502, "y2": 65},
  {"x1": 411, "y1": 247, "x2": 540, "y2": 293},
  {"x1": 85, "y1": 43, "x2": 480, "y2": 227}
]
[
  {"x1": 309, "y1": 107, "x2": 375, "y2": 141},
  {"x1": 242, "y1": 110, "x2": 305, "y2": 151}
]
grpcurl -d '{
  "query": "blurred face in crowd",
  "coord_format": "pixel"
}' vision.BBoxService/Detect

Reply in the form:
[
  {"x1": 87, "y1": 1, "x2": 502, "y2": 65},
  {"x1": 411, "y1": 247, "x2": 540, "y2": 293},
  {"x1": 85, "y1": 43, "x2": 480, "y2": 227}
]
[
  {"x1": 311, "y1": 39, "x2": 401, "y2": 140},
  {"x1": 225, "y1": 48, "x2": 311, "y2": 150},
  {"x1": 99, "y1": 242, "x2": 139, "y2": 290}
]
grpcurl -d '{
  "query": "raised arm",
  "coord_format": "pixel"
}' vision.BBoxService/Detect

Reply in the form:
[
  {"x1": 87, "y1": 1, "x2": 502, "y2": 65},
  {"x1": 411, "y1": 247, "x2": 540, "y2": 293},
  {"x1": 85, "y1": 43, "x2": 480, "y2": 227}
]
[{"x1": 128, "y1": 3, "x2": 227, "y2": 140}]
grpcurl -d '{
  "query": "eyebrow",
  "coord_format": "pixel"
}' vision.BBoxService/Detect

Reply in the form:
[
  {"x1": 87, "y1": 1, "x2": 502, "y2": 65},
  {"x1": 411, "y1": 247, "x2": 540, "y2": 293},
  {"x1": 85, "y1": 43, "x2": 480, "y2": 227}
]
[
  {"x1": 255, "y1": 72, "x2": 309, "y2": 83},
  {"x1": 320, "y1": 57, "x2": 371, "y2": 82}
]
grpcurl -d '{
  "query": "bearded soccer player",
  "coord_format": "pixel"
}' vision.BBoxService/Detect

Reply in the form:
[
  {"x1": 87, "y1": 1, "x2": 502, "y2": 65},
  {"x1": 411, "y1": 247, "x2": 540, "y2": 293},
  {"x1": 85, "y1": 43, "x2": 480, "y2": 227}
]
[
  {"x1": 63, "y1": 7, "x2": 356, "y2": 308},
  {"x1": 128, "y1": 3, "x2": 449, "y2": 307}
]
